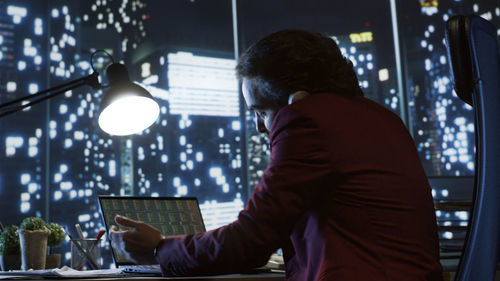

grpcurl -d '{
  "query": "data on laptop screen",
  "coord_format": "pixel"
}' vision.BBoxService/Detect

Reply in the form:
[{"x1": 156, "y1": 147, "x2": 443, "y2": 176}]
[{"x1": 98, "y1": 196, "x2": 206, "y2": 265}]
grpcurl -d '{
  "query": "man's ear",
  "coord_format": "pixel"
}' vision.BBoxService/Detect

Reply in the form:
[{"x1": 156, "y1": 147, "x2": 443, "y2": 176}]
[{"x1": 288, "y1": 91, "x2": 310, "y2": 105}]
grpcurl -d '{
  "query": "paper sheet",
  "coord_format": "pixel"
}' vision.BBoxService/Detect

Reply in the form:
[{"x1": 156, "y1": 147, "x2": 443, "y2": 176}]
[{"x1": 0, "y1": 266, "x2": 123, "y2": 279}]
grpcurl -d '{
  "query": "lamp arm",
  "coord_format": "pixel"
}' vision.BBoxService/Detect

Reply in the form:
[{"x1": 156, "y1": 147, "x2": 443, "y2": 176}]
[{"x1": 0, "y1": 72, "x2": 101, "y2": 118}]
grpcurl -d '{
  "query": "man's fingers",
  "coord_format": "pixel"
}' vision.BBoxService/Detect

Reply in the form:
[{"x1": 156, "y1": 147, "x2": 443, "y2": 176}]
[
  {"x1": 108, "y1": 226, "x2": 119, "y2": 240},
  {"x1": 106, "y1": 219, "x2": 159, "y2": 265},
  {"x1": 115, "y1": 215, "x2": 141, "y2": 228}
]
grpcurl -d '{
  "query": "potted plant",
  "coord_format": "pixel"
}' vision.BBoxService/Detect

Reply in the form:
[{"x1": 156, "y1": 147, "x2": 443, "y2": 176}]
[
  {"x1": 18, "y1": 217, "x2": 50, "y2": 270},
  {"x1": 45, "y1": 222, "x2": 65, "y2": 269},
  {"x1": 0, "y1": 225, "x2": 21, "y2": 271}
]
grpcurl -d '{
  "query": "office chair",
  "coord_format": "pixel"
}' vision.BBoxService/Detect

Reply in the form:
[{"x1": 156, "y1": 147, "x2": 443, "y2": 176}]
[{"x1": 444, "y1": 15, "x2": 500, "y2": 281}]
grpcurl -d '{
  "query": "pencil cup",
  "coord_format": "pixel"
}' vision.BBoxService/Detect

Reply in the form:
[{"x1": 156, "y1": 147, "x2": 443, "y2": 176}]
[{"x1": 70, "y1": 239, "x2": 101, "y2": 270}]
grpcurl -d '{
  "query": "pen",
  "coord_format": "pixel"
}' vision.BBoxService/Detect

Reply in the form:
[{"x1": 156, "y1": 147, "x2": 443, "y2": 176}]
[
  {"x1": 88, "y1": 229, "x2": 105, "y2": 254},
  {"x1": 63, "y1": 226, "x2": 99, "y2": 270},
  {"x1": 94, "y1": 229, "x2": 105, "y2": 244},
  {"x1": 75, "y1": 224, "x2": 84, "y2": 239}
]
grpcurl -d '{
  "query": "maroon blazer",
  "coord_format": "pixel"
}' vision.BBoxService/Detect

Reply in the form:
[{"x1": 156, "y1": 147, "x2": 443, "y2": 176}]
[{"x1": 156, "y1": 93, "x2": 443, "y2": 281}]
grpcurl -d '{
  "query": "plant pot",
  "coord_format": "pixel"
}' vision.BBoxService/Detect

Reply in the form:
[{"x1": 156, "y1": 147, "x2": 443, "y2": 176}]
[
  {"x1": 17, "y1": 229, "x2": 50, "y2": 270},
  {"x1": 0, "y1": 254, "x2": 21, "y2": 271},
  {"x1": 45, "y1": 253, "x2": 61, "y2": 269}
]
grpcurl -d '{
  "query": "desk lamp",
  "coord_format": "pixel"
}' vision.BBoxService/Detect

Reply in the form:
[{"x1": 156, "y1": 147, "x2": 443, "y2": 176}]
[{"x1": 0, "y1": 50, "x2": 159, "y2": 136}]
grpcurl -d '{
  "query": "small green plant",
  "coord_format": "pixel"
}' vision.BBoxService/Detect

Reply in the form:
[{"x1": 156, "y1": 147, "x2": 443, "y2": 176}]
[
  {"x1": 0, "y1": 225, "x2": 20, "y2": 255},
  {"x1": 46, "y1": 223, "x2": 65, "y2": 251},
  {"x1": 20, "y1": 217, "x2": 47, "y2": 231}
]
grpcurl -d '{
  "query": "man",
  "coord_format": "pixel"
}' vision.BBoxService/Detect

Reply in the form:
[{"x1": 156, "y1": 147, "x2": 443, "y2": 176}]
[{"x1": 109, "y1": 30, "x2": 443, "y2": 280}]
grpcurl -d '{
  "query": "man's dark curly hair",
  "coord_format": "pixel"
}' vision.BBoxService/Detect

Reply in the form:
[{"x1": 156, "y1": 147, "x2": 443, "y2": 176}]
[{"x1": 236, "y1": 29, "x2": 364, "y2": 106}]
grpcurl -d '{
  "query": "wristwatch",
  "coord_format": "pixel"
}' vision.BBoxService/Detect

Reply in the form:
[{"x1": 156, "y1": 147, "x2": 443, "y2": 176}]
[
  {"x1": 153, "y1": 245, "x2": 159, "y2": 258},
  {"x1": 153, "y1": 237, "x2": 164, "y2": 259}
]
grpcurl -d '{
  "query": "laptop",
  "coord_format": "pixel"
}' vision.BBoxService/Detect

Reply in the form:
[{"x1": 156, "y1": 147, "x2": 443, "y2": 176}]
[{"x1": 98, "y1": 195, "x2": 206, "y2": 274}]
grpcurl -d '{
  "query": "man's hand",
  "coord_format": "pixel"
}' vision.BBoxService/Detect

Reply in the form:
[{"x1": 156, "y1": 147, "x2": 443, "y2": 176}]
[{"x1": 108, "y1": 215, "x2": 163, "y2": 265}]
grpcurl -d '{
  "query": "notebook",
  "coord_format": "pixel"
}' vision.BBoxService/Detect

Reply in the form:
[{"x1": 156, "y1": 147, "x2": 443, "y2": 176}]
[{"x1": 98, "y1": 195, "x2": 206, "y2": 274}]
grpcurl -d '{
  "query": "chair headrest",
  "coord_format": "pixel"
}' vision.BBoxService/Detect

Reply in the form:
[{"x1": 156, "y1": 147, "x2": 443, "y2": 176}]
[{"x1": 445, "y1": 15, "x2": 474, "y2": 106}]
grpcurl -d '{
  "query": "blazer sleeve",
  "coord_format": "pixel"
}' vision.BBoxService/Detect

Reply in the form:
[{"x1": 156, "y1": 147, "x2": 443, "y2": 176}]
[{"x1": 155, "y1": 106, "x2": 333, "y2": 276}]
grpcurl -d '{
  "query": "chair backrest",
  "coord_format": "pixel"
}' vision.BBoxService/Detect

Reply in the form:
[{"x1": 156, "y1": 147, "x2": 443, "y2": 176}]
[{"x1": 445, "y1": 15, "x2": 500, "y2": 281}]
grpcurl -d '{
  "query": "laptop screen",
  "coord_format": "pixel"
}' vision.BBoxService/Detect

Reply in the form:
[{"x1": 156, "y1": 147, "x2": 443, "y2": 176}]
[{"x1": 98, "y1": 196, "x2": 206, "y2": 265}]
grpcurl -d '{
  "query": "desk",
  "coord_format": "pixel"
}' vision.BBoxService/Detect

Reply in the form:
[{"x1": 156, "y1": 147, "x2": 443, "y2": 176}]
[
  {"x1": 66, "y1": 274, "x2": 285, "y2": 280},
  {"x1": 0, "y1": 273, "x2": 286, "y2": 280}
]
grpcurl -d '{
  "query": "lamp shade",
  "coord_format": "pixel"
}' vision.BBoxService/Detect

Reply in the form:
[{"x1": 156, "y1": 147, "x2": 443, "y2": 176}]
[{"x1": 98, "y1": 63, "x2": 159, "y2": 136}]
